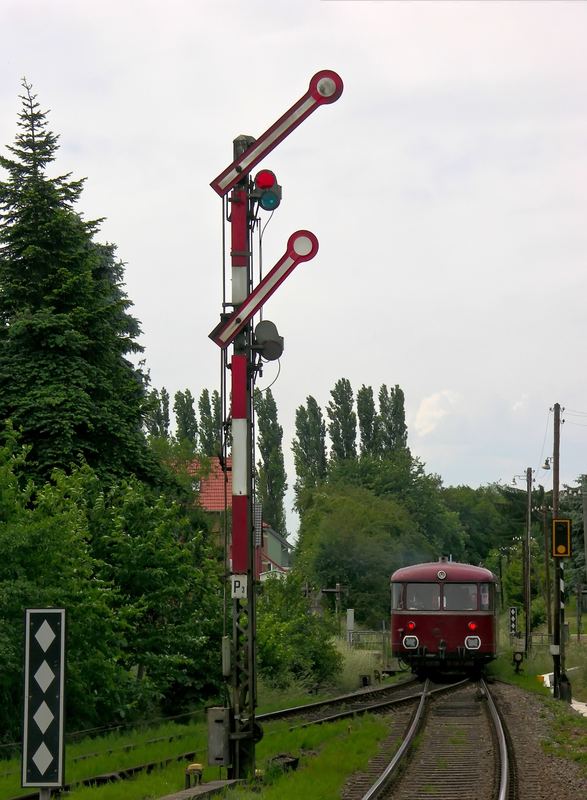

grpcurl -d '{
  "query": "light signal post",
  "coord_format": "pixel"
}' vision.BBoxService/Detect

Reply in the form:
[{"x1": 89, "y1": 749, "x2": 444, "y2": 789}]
[
  {"x1": 551, "y1": 402, "x2": 572, "y2": 702},
  {"x1": 208, "y1": 71, "x2": 343, "y2": 778}
]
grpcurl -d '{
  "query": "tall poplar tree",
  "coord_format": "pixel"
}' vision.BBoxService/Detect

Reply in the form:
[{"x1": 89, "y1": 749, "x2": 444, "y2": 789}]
[
  {"x1": 254, "y1": 387, "x2": 287, "y2": 536},
  {"x1": 378, "y1": 384, "x2": 408, "y2": 455},
  {"x1": 174, "y1": 389, "x2": 198, "y2": 449},
  {"x1": 326, "y1": 378, "x2": 357, "y2": 462},
  {"x1": 292, "y1": 395, "x2": 327, "y2": 508},
  {"x1": 357, "y1": 384, "x2": 380, "y2": 456},
  {"x1": 144, "y1": 387, "x2": 171, "y2": 439},
  {"x1": 0, "y1": 81, "x2": 157, "y2": 483},
  {"x1": 198, "y1": 388, "x2": 222, "y2": 456}
]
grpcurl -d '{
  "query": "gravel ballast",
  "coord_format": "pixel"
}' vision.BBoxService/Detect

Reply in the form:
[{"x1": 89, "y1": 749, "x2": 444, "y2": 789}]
[{"x1": 490, "y1": 682, "x2": 586, "y2": 799}]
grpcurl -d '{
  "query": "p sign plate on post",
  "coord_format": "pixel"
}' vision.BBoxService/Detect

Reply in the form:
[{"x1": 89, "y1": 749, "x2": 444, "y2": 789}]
[
  {"x1": 231, "y1": 575, "x2": 248, "y2": 600},
  {"x1": 22, "y1": 609, "x2": 66, "y2": 789}
]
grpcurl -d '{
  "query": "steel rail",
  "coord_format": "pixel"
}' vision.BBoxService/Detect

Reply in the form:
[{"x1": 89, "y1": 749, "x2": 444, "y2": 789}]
[
  {"x1": 481, "y1": 678, "x2": 510, "y2": 800},
  {"x1": 257, "y1": 676, "x2": 419, "y2": 722},
  {"x1": 359, "y1": 678, "x2": 430, "y2": 800},
  {"x1": 354, "y1": 677, "x2": 474, "y2": 800}
]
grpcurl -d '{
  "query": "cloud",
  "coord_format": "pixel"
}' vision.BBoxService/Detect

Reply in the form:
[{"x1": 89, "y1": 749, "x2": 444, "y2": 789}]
[
  {"x1": 512, "y1": 394, "x2": 529, "y2": 413},
  {"x1": 414, "y1": 390, "x2": 460, "y2": 437}
]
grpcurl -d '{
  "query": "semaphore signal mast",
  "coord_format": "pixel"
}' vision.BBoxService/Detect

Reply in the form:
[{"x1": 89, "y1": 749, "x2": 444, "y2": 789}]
[{"x1": 206, "y1": 70, "x2": 343, "y2": 779}]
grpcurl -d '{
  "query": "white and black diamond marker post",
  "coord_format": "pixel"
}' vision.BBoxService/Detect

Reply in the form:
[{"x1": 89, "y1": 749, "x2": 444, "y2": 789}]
[{"x1": 22, "y1": 609, "x2": 66, "y2": 790}]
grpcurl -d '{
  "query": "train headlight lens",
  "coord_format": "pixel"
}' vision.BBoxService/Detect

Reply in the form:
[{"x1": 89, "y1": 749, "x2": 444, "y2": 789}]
[
  {"x1": 402, "y1": 635, "x2": 419, "y2": 649},
  {"x1": 407, "y1": 621, "x2": 416, "y2": 631},
  {"x1": 464, "y1": 635, "x2": 481, "y2": 650},
  {"x1": 467, "y1": 621, "x2": 478, "y2": 631}
]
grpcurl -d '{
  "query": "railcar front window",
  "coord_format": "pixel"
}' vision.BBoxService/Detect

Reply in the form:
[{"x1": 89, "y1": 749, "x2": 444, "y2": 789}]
[
  {"x1": 406, "y1": 583, "x2": 440, "y2": 610},
  {"x1": 443, "y1": 583, "x2": 477, "y2": 611},
  {"x1": 391, "y1": 583, "x2": 404, "y2": 610}
]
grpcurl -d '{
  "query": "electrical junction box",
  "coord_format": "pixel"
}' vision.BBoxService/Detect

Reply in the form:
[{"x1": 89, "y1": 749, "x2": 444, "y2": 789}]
[{"x1": 207, "y1": 707, "x2": 231, "y2": 766}]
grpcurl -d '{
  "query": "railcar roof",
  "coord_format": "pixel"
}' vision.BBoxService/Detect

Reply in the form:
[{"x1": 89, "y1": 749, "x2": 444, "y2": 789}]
[{"x1": 390, "y1": 561, "x2": 496, "y2": 583}]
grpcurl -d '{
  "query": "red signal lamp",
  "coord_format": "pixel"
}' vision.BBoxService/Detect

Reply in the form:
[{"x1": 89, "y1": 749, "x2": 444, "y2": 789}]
[
  {"x1": 252, "y1": 169, "x2": 282, "y2": 211},
  {"x1": 467, "y1": 621, "x2": 478, "y2": 631},
  {"x1": 406, "y1": 621, "x2": 416, "y2": 631}
]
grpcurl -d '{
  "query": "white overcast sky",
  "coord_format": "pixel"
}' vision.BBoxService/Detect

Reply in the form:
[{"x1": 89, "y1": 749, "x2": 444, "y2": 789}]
[{"x1": 2, "y1": 1, "x2": 586, "y2": 532}]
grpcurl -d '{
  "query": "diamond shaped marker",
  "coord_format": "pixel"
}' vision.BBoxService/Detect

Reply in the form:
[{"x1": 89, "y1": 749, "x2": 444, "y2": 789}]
[
  {"x1": 35, "y1": 620, "x2": 56, "y2": 652},
  {"x1": 32, "y1": 741, "x2": 53, "y2": 775},
  {"x1": 33, "y1": 701, "x2": 54, "y2": 734},
  {"x1": 34, "y1": 661, "x2": 55, "y2": 693}
]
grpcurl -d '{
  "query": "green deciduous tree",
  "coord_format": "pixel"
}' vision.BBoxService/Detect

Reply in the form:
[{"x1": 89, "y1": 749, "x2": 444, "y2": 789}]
[
  {"x1": 378, "y1": 384, "x2": 408, "y2": 455},
  {"x1": 296, "y1": 484, "x2": 435, "y2": 627},
  {"x1": 174, "y1": 388, "x2": 198, "y2": 450},
  {"x1": 357, "y1": 384, "x2": 380, "y2": 456},
  {"x1": 198, "y1": 388, "x2": 222, "y2": 457},
  {"x1": 0, "y1": 80, "x2": 157, "y2": 485},
  {"x1": 256, "y1": 573, "x2": 342, "y2": 686},
  {"x1": 0, "y1": 423, "x2": 223, "y2": 740},
  {"x1": 254, "y1": 387, "x2": 287, "y2": 536},
  {"x1": 326, "y1": 378, "x2": 356, "y2": 463},
  {"x1": 144, "y1": 387, "x2": 171, "y2": 440},
  {"x1": 292, "y1": 395, "x2": 327, "y2": 511}
]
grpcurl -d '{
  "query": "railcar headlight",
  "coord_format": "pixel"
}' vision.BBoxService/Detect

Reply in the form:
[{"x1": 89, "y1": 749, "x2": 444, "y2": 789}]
[
  {"x1": 464, "y1": 635, "x2": 481, "y2": 650},
  {"x1": 402, "y1": 635, "x2": 419, "y2": 649}
]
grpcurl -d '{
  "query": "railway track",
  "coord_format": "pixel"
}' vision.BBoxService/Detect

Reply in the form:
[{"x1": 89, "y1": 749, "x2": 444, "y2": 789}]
[
  {"x1": 343, "y1": 678, "x2": 513, "y2": 800},
  {"x1": 3, "y1": 679, "x2": 420, "y2": 800},
  {"x1": 257, "y1": 676, "x2": 424, "y2": 725}
]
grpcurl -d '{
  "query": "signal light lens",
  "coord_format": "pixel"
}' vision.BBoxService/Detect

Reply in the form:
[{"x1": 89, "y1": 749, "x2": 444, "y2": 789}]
[
  {"x1": 255, "y1": 170, "x2": 277, "y2": 190},
  {"x1": 467, "y1": 621, "x2": 477, "y2": 631},
  {"x1": 407, "y1": 621, "x2": 416, "y2": 631},
  {"x1": 253, "y1": 169, "x2": 281, "y2": 211}
]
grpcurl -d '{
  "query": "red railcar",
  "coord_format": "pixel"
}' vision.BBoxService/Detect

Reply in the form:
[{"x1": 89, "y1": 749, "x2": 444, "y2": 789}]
[{"x1": 390, "y1": 560, "x2": 498, "y2": 674}]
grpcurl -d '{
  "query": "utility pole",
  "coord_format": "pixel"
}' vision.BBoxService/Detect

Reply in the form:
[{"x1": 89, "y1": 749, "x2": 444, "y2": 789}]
[
  {"x1": 524, "y1": 467, "x2": 533, "y2": 656},
  {"x1": 542, "y1": 504, "x2": 552, "y2": 637},
  {"x1": 551, "y1": 402, "x2": 571, "y2": 701}
]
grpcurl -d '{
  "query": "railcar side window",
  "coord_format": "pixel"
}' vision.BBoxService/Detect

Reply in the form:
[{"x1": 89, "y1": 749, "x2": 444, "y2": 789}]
[
  {"x1": 391, "y1": 583, "x2": 404, "y2": 610},
  {"x1": 406, "y1": 583, "x2": 440, "y2": 610},
  {"x1": 480, "y1": 583, "x2": 492, "y2": 611},
  {"x1": 443, "y1": 583, "x2": 477, "y2": 611}
]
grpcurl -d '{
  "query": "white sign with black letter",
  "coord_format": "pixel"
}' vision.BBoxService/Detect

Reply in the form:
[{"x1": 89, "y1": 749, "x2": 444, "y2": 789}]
[{"x1": 231, "y1": 575, "x2": 248, "y2": 599}]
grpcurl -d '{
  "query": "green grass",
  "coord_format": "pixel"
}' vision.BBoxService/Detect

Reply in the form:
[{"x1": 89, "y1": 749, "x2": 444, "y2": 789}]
[
  {"x1": 220, "y1": 715, "x2": 389, "y2": 799},
  {"x1": 0, "y1": 639, "x2": 411, "y2": 800},
  {"x1": 488, "y1": 637, "x2": 587, "y2": 701},
  {"x1": 488, "y1": 631, "x2": 587, "y2": 776},
  {"x1": 1, "y1": 717, "x2": 209, "y2": 800},
  {"x1": 541, "y1": 695, "x2": 587, "y2": 774}
]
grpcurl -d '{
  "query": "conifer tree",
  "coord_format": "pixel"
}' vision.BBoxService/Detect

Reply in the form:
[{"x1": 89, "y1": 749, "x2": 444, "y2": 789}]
[
  {"x1": 254, "y1": 387, "x2": 287, "y2": 537},
  {"x1": 0, "y1": 81, "x2": 157, "y2": 483}
]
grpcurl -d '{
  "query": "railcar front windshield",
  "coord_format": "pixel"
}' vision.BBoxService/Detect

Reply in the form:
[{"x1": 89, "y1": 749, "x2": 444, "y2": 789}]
[
  {"x1": 443, "y1": 583, "x2": 478, "y2": 611},
  {"x1": 405, "y1": 583, "x2": 441, "y2": 610}
]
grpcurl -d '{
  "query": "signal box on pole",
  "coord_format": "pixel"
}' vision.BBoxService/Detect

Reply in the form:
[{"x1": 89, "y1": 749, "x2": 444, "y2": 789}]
[{"x1": 552, "y1": 518, "x2": 572, "y2": 557}]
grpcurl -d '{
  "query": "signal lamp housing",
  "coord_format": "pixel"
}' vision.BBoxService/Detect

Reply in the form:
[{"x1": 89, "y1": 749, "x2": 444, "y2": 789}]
[{"x1": 252, "y1": 169, "x2": 282, "y2": 211}]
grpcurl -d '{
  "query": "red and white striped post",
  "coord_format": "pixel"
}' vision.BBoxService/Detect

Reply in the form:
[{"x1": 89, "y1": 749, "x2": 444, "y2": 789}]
[
  {"x1": 209, "y1": 71, "x2": 343, "y2": 779},
  {"x1": 230, "y1": 352, "x2": 248, "y2": 574}
]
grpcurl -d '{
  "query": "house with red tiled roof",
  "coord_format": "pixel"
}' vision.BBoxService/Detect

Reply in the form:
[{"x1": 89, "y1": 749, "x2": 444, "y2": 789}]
[
  {"x1": 196, "y1": 455, "x2": 232, "y2": 512},
  {"x1": 194, "y1": 456, "x2": 290, "y2": 578}
]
